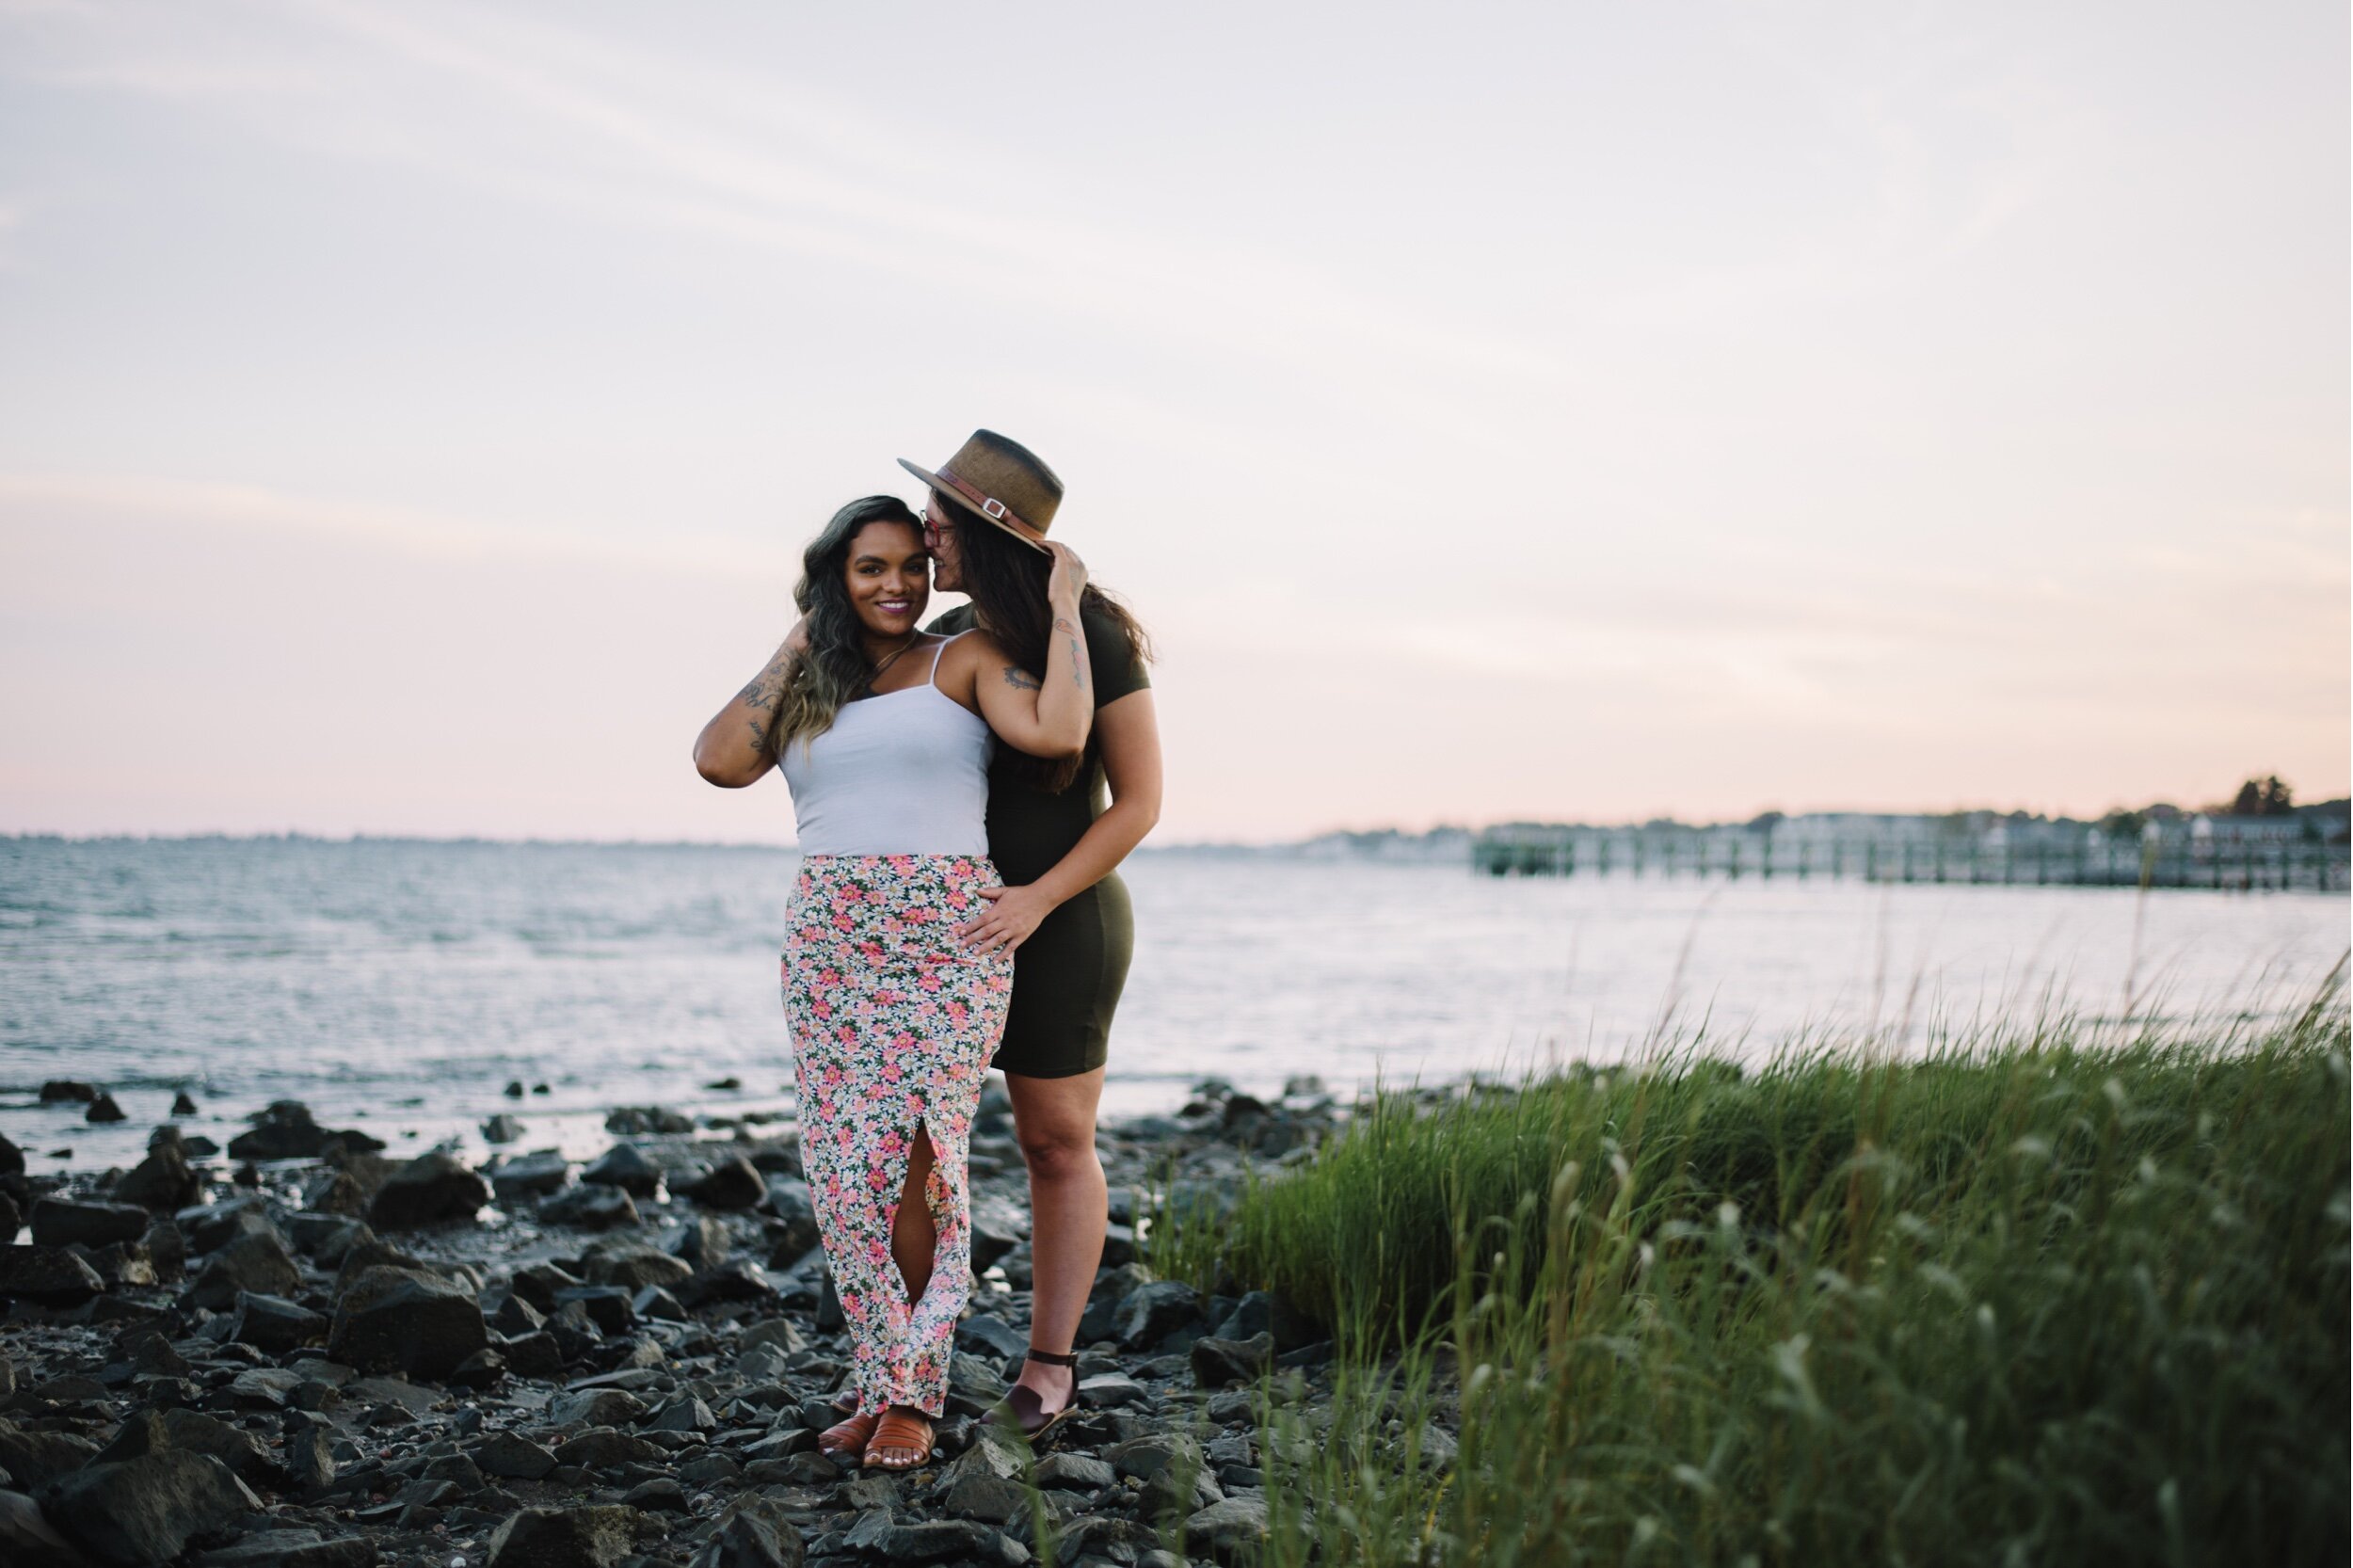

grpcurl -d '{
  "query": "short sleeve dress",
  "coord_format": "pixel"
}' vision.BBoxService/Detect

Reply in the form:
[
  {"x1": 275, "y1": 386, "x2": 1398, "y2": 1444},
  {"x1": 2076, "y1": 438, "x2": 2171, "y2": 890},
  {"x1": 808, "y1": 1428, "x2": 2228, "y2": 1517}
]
[{"x1": 927, "y1": 600, "x2": 1150, "y2": 1078}]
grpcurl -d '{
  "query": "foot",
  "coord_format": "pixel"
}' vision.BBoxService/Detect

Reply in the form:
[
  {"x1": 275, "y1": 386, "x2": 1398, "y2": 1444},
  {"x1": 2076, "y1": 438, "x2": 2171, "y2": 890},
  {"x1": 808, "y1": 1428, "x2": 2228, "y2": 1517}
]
[
  {"x1": 863, "y1": 1405, "x2": 935, "y2": 1471},
  {"x1": 818, "y1": 1409, "x2": 879, "y2": 1463},
  {"x1": 1001, "y1": 1349, "x2": 1080, "y2": 1440}
]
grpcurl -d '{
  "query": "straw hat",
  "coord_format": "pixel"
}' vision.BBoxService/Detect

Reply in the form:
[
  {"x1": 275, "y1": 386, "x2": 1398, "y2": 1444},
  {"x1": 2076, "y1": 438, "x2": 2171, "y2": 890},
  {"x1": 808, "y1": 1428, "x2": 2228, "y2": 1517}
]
[{"x1": 898, "y1": 430, "x2": 1060, "y2": 553}]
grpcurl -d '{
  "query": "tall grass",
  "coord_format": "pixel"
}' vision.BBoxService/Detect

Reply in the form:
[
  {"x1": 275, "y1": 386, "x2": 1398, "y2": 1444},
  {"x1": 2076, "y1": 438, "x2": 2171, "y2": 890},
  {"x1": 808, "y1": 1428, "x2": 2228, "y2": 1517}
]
[{"x1": 1183, "y1": 981, "x2": 2349, "y2": 1566}]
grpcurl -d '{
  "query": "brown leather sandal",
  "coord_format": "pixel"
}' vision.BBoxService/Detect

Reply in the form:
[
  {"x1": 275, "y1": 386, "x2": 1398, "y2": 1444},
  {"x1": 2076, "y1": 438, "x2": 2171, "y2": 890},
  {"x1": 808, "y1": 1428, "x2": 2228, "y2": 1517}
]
[
  {"x1": 817, "y1": 1409, "x2": 879, "y2": 1463},
  {"x1": 862, "y1": 1406, "x2": 936, "y2": 1471},
  {"x1": 1000, "y1": 1349, "x2": 1081, "y2": 1442}
]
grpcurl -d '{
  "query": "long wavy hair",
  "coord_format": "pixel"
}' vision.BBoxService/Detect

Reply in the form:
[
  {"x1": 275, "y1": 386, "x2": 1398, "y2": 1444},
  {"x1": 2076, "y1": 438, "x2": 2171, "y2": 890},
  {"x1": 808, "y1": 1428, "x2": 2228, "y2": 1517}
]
[
  {"x1": 769, "y1": 495, "x2": 925, "y2": 757},
  {"x1": 946, "y1": 489, "x2": 1153, "y2": 792}
]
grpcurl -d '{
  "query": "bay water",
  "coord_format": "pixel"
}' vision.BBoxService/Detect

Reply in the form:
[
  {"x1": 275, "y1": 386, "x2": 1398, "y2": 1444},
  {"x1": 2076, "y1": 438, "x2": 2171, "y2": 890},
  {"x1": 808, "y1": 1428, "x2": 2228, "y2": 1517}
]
[{"x1": 2, "y1": 837, "x2": 2342, "y2": 1174}]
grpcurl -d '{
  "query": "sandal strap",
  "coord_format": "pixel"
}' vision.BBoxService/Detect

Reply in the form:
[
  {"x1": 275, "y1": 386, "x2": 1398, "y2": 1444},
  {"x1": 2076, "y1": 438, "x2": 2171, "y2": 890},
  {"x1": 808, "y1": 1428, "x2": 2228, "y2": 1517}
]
[
  {"x1": 869, "y1": 1409, "x2": 934, "y2": 1451},
  {"x1": 1024, "y1": 1348, "x2": 1080, "y2": 1368}
]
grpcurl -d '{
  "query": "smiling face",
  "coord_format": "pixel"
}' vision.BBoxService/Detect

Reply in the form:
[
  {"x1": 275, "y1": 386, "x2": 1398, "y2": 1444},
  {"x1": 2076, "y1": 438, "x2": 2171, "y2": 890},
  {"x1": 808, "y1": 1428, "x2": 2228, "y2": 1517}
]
[
  {"x1": 842, "y1": 519, "x2": 930, "y2": 641},
  {"x1": 922, "y1": 491, "x2": 966, "y2": 594}
]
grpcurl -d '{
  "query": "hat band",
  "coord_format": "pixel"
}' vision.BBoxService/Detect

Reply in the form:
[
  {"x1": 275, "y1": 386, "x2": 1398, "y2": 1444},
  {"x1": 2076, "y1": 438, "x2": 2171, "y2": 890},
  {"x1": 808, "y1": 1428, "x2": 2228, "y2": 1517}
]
[{"x1": 936, "y1": 467, "x2": 1047, "y2": 546}]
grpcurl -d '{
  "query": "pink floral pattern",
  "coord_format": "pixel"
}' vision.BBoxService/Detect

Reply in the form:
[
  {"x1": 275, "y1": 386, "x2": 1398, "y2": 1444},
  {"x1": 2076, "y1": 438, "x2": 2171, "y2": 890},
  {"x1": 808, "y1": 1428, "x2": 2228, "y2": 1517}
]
[{"x1": 782, "y1": 854, "x2": 1014, "y2": 1416}]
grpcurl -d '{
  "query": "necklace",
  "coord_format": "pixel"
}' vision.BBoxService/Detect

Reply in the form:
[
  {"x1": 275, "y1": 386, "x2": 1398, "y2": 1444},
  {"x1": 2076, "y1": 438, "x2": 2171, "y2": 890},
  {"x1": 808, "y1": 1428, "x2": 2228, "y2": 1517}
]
[{"x1": 865, "y1": 630, "x2": 924, "y2": 690}]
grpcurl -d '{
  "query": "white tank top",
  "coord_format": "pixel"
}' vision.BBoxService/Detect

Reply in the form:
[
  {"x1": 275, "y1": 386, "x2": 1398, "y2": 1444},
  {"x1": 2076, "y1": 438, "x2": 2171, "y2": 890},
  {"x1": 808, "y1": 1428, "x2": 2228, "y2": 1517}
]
[{"x1": 779, "y1": 633, "x2": 992, "y2": 856}]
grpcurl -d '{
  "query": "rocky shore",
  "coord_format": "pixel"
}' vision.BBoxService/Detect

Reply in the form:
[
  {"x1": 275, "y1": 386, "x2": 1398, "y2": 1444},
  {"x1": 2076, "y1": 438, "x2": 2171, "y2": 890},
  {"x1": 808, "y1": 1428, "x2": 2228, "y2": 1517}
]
[{"x1": 0, "y1": 1075, "x2": 1352, "y2": 1567}]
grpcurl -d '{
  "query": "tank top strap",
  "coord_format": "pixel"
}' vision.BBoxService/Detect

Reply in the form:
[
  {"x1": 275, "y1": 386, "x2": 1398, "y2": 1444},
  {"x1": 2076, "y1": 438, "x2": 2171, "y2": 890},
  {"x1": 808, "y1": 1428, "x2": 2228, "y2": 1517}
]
[{"x1": 927, "y1": 630, "x2": 968, "y2": 690}]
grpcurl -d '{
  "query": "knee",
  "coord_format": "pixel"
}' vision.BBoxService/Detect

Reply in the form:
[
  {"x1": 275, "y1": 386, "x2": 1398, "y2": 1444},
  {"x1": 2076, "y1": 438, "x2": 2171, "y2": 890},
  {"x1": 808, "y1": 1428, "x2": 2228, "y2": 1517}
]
[{"x1": 1018, "y1": 1128, "x2": 1098, "y2": 1185}]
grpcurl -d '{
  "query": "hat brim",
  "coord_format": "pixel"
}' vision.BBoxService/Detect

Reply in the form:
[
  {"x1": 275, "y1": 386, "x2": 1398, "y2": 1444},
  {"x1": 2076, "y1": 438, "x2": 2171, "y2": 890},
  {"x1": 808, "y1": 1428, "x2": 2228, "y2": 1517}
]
[{"x1": 898, "y1": 458, "x2": 1053, "y2": 553}]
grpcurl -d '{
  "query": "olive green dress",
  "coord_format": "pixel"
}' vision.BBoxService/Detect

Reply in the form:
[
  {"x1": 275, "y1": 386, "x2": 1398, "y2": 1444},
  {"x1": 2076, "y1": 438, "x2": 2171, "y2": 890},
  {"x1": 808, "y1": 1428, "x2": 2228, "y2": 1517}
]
[{"x1": 928, "y1": 601, "x2": 1149, "y2": 1078}]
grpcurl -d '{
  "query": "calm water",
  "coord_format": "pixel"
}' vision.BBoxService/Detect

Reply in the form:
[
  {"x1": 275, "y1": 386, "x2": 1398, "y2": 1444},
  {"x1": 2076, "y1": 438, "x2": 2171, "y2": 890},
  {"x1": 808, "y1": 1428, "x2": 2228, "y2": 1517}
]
[{"x1": 2, "y1": 837, "x2": 2343, "y2": 1173}]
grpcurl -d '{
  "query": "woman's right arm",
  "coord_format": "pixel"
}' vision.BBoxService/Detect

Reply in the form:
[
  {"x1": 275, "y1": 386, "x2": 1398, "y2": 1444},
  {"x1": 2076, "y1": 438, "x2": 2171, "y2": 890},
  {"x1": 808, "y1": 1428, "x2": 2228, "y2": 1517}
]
[{"x1": 693, "y1": 621, "x2": 806, "y2": 788}]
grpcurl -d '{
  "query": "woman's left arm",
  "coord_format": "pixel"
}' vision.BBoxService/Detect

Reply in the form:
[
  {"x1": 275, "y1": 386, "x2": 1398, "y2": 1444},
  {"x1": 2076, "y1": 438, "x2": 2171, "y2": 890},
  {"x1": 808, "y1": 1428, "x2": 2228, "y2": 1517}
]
[{"x1": 960, "y1": 689, "x2": 1162, "y2": 954}]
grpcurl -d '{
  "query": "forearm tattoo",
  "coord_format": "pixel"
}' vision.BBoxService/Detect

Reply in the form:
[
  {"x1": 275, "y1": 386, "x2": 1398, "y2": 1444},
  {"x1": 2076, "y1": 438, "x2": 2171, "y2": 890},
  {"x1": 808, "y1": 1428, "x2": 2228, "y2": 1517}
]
[
  {"x1": 1001, "y1": 666, "x2": 1041, "y2": 693},
  {"x1": 740, "y1": 659, "x2": 790, "y2": 747},
  {"x1": 1054, "y1": 617, "x2": 1087, "y2": 689}
]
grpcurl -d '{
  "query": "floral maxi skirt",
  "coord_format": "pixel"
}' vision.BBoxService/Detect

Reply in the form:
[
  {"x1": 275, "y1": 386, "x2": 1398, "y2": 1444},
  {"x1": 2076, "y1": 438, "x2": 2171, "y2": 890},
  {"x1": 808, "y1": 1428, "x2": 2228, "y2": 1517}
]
[{"x1": 782, "y1": 854, "x2": 1015, "y2": 1416}]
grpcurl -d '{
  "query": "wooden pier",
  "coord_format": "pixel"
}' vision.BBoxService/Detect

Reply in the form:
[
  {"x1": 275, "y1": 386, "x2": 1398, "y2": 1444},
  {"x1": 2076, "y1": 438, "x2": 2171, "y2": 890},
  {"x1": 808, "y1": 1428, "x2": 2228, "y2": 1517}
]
[{"x1": 1471, "y1": 828, "x2": 2349, "y2": 892}]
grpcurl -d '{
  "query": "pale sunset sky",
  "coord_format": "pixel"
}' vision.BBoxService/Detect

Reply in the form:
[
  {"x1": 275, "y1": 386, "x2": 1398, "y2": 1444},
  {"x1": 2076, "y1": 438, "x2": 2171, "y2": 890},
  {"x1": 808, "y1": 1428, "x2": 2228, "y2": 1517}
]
[{"x1": 1, "y1": 0, "x2": 2345, "y2": 843}]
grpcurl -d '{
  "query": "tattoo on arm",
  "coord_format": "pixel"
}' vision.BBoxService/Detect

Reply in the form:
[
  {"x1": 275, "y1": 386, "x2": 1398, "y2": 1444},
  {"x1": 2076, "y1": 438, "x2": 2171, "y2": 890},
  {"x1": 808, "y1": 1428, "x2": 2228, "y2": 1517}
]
[
  {"x1": 1002, "y1": 665, "x2": 1042, "y2": 692},
  {"x1": 1050, "y1": 618, "x2": 1086, "y2": 688},
  {"x1": 740, "y1": 659, "x2": 790, "y2": 748}
]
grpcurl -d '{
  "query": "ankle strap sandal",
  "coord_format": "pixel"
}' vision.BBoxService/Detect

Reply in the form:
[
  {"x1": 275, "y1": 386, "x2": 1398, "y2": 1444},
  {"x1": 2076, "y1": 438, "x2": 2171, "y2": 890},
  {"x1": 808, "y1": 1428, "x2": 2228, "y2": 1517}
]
[{"x1": 1001, "y1": 1349, "x2": 1081, "y2": 1442}]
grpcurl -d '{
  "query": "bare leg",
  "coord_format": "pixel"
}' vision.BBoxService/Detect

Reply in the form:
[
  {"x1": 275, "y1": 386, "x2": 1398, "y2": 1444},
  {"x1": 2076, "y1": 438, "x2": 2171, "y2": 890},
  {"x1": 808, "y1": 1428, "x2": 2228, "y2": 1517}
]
[
  {"x1": 1006, "y1": 1067, "x2": 1107, "y2": 1416},
  {"x1": 868, "y1": 1127, "x2": 940, "y2": 1469},
  {"x1": 890, "y1": 1125, "x2": 938, "y2": 1306}
]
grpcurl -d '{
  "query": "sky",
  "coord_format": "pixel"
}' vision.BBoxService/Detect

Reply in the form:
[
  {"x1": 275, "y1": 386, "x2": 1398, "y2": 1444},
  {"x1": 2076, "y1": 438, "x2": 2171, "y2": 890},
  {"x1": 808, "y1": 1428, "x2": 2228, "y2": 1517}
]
[{"x1": 0, "y1": 0, "x2": 2345, "y2": 844}]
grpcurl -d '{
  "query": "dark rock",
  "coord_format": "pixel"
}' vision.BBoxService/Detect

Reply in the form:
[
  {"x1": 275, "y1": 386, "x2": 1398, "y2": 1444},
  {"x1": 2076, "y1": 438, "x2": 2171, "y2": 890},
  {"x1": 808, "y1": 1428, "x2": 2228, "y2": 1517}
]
[
  {"x1": 171, "y1": 1091, "x2": 200, "y2": 1116},
  {"x1": 680, "y1": 1259, "x2": 773, "y2": 1307},
  {"x1": 112, "y1": 1144, "x2": 201, "y2": 1212},
  {"x1": 552, "y1": 1285, "x2": 634, "y2": 1335},
  {"x1": 450, "y1": 1347, "x2": 506, "y2": 1388},
  {"x1": 490, "y1": 1151, "x2": 570, "y2": 1203},
  {"x1": 507, "y1": 1262, "x2": 585, "y2": 1314},
  {"x1": 0, "y1": 1419, "x2": 102, "y2": 1488},
  {"x1": 0, "y1": 1489, "x2": 83, "y2": 1568},
  {"x1": 500, "y1": 1332, "x2": 565, "y2": 1379},
  {"x1": 83, "y1": 1240, "x2": 156, "y2": 1288},
  {"x1": 1185, "y1": 1495, "x2": 1272, "y2": 1563},
  {"x1": 300, "y1": 1170, "x2": 368, "y2": 1218},
  {"x1": 0, "y1": 1245, "x2": 106, "y2": 1307},
  {"x1": 493, "y1": 1293, "x2": 547, "y2": 1335},
  {"x1": 664, "y1": 1214, "x2": 730, "y2": 1266},
  {"x1": 580, "y1": 1243, "x2": 691, "y2": 1292},
  {"x1": 175, "y1": 1197, "x2": 273, "y2": 1256},
  {"x1": 481, "y1": 1114, "x2": 524, "y2": 1144},
  {"x1": 1189, "y1": 1332, "x2": 1274, "y2": 1389},
  {"x1": 622, "y1": 1477, "x2": 689, "y2": 1512},
  {"x1": 1033, "y1": 1451, "x2": 1116, "y2": 1490},
  {"x1": 539, "y1": 1186, "x2": 638, "y2": 1230},
  {"x1": 505, "y1": 1080, "x2": 526, "y2": 1098},
  {"x1": 1115, "y1": 1280, "x2": 1203, "y2": 1350},
  {"x1": 230, "y1": 1292, "x2": 328, "y2": 1353},
  {"x1": 941, "y1": 1466, "x2": 1027, "y2": 1523},
  {"x1": 140, "y1": 1218, "x2": 185, "y2": 1283},
  {"x1": 367, "y1": 1150, "x2": 488, "y2": 1229},
  {"x1": 484, "y1": 1504, "x2": 639, "y2": 1568},
  {"x1": 602, "y1": 1106, "x2": 693, "y2": 1136},
  {"x1": 44, "y1": 1450, "x2": 258, "y2": 1567},
  {"x1": 550, "y1": 1387, "x2": 647, "y2": 1427},
  {"x1": 878, "y1": 1519, "x2": 1030, "y2": 1565},
  {"x1": 642, "y1": 1394, "x2": 715, "y2": 1433},
  {"x1": 760, "y1": 1177, "x2": 818, "y2": 1261},
  {"x1": 38, "y1": 1080, "x2": 98, "y2": 1103},
  {"x1": 965, "y1": 1192, "x2": 1029, "y2": 1278},
  {"x1": 285, "y1": 1213, "x2": 372, "y2": 1266},
  {"x1": 194, "y1": 1528, "x2": 376, "y2": 1566},
  {"x1": 30, "y1": 1199, "x2": 149, "y2": 1249},
  {"x1": 1076, "y1": 1370, "x2": 1147, "y2": 1408},
  {"x1": 680, "y1": 1158, "x2": 764, "y2": 1211},
  {"x1": 328, "y1": 1265, "x2": 488, "y2": 1380},
  {"x1": 1056, "y1": 1516, "x2": 1157, "y2": 1563},
  {"x1": 84, "y1": 1093, "x2": 127, "y2": 1124},
  {"x1": 0, "y1": 1130, "x2": 22, "y2": 1176},
  {"x1": 552, "y1": 1428, "x2": 664, "y2": 1469},
  {"x1": 695, "y1": 1496, "x2": 805, "y2": 1568},
  {"x1": 227, "y1": 1101, "x2": 381, "y2": 1161},
  {"x1": 0, "y1": 1192, "x2": 19, "y2": 1245},
  {"x1": 473, "y1": 1432, "x2": 559, "y2": 1480},
  {"x1": 185, "y1": 1227, "x2": 301, "y2": 1311},
  {"x1": 93, "y1": 1406, "x2": 280, "y2": 1490},
  {"x1": 955, "y1": 1312, "x2": 1027, "y2": 1361},
  {"x1": 578, "y1": 1145, "x2": 662, "y2": 1197},
  {"x1": 284, "y1": 1424, "x2": 337, "y2": 1493}
]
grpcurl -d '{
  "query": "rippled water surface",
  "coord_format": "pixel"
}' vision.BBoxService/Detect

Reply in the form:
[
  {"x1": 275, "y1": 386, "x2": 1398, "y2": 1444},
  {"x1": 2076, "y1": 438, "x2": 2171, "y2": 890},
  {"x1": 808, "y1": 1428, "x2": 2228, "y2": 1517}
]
[{"x1": 3, "y1": 837, "x2": 2343, "y2": 1172}]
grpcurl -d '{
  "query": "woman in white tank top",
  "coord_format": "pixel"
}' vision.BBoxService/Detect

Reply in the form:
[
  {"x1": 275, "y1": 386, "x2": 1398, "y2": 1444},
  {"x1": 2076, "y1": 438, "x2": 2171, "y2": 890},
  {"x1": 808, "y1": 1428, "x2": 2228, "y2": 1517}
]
[{"x1": 693, "y1": 495, "x2": 1094, "y2": 1471}]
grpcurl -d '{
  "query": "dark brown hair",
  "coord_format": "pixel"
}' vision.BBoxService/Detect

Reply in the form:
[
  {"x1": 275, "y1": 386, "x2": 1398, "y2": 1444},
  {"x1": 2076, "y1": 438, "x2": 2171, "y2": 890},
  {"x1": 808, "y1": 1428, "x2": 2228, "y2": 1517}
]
[{"x1": 943, "y1": 489, "x2": 1153, "y2": 793}]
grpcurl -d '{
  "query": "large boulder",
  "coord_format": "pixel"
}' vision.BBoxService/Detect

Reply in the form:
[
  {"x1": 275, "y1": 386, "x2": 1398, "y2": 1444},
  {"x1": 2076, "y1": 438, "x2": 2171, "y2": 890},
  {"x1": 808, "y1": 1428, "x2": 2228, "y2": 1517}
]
[
  {"x1": 328, "y1": 1265, "x2": 487, "y2": 1380},
  {"x1": 226, "y1": 1102, "x2": 383, "y2": 1161},
  {"x1": 0, "y1": 1130, "x2": 22, "y2": 1176},
  {"x1": 43, "y1": 1450, "x2": 259, "y2": 1566},
  {"x1": 368, "y1": 1151, "x2": 489, "y2": 1229},
  {"x1": 230, "y1": 1292, "x2": 329, "y2": 1354},
  {"x1": 579, "y1": 1145, "x2": 662, "y2": 1197},
  {"x1": 0, "y1": 1246, "x2": 105, "y2": 1308},
  {"x1": 185, "y1": 1228, "x2": 301, "y2": 1312},
  {"x1": 0, "y1": 1418, "x2": 102, "y2": 1488},
  {"x1": 679, "y1": 1159, "x2": 764, "y2": 1211},
  {"x1": 29, "y1": 1199, "x2": 151, "y2": 1250},
  {"x1": 694, "y1": 1495, "x2": 805, "y2": 1568},
  {"x1": 485, "y1": 1504, "x2": 640, "y2": 1567},
  {"x1": 112, "y1": 1142, "x2": 202, "y2": 1212}
]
